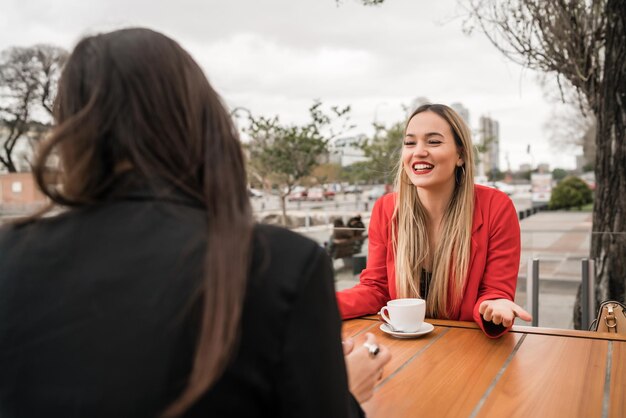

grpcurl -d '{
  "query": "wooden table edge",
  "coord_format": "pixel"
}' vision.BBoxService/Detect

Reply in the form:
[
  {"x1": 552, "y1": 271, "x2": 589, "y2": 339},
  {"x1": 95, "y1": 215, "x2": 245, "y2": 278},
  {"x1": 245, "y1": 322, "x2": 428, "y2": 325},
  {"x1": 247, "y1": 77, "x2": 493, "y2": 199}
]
[{"x1": 352, "y1": 316, "x2": 626, "y2": 341}]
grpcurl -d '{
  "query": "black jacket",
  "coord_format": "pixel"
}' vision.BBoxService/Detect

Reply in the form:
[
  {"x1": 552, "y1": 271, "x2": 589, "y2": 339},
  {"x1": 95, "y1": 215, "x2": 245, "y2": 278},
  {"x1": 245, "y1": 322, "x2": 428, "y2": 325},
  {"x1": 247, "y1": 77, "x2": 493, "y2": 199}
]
[{"x1": 0, "y1": 187, "x2": 363, "y2": 417}]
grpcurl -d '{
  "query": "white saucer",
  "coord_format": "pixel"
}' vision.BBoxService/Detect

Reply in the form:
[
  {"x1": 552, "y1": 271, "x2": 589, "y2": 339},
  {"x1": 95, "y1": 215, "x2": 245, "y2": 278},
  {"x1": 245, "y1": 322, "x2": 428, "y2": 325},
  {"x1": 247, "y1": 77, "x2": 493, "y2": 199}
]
[{"x1": 380, "y1": 322, "x2": 434, "y2": 338}]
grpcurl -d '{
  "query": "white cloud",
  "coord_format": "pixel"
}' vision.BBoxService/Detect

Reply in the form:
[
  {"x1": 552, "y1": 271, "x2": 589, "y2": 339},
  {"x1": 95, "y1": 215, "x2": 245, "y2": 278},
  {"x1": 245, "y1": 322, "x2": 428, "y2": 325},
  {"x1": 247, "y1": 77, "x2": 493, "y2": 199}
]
[{"x1": 188, "y1": 33, "x2": 380, "y2": 100}]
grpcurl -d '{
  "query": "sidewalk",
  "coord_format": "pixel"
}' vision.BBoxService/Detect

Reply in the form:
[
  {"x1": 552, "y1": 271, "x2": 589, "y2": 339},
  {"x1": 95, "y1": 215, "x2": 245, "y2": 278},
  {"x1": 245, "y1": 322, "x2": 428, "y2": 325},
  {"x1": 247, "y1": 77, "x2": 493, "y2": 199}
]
[{"x1": 334, "y1": 211, "x2": 592, "y2": 330}]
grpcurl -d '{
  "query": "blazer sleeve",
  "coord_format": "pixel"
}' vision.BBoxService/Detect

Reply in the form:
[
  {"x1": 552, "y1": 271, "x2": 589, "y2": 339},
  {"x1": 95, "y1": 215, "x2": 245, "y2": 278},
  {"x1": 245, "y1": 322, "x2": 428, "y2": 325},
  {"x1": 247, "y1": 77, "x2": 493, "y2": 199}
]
[
  {"x1": 276, "y1": 246, "x2": 364, "y2": 418},
  {"x1": 473, "y1": 195, "x2": 521, "y2": 338},
  {"x1": 336, "y1": 197, "x2": 391, "y2": 319}
]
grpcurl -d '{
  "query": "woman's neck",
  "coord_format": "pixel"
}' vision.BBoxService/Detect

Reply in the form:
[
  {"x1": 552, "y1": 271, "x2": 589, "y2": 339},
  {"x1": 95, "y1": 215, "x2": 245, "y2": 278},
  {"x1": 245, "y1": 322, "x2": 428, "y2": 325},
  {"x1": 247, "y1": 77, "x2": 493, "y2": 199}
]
[
  {"x1": 416, "y1": 181, "x2": 455, "y2": 223},
  {"x1": 417, "y1": 181, "x2": 455, "y2": 271}
]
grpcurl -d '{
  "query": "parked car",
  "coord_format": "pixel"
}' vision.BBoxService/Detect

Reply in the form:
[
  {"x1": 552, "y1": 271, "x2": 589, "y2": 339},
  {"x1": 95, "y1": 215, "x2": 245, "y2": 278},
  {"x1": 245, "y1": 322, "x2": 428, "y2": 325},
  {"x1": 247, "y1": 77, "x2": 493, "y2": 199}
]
[
  {"x1": 366, "y1": 186, "x2": 387, "y2": 201},
  {"x1": 248, "y1": 188, "x2": 264, "y2": 198},
  {"x1": 307, "y1": 188, "x2": 325, "y2": 201},
  {"x1": 287, "y1": 187, "x2": 308, "y2": 201},
  {"x1": 323, "y1": 189, "x2": 336, "y2": 200},
  {"x1": 343, "y1": 184, "x2": 362, "y2": 194}
]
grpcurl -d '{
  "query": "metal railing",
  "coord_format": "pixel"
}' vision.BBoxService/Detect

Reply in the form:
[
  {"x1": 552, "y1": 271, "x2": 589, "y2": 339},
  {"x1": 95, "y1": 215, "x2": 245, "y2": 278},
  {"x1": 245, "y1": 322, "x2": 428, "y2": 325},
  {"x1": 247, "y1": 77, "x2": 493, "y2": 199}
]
[{"x1": 525, "y1": 257, "x2": 596, "y2": 328}]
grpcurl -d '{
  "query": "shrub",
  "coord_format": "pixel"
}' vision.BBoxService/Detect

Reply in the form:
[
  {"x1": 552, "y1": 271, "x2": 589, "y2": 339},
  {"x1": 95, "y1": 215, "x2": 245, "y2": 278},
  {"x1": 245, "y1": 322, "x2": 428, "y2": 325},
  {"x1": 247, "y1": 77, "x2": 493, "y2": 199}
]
[{"x1": 549, "y1": 176, "x2": 593, "y2": 210}]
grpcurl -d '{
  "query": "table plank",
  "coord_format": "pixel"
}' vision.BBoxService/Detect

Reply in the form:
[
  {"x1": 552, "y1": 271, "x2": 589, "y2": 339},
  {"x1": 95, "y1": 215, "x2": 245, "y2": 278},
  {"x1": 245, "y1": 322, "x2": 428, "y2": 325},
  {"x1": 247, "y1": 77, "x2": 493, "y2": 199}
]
[
  {"x1": 364, "y1": 327, "x2": 521, "y2": 418},
  {"x1": 610, "y1": 341, "x2": 626, "y2": 418},
  {"x1": 354, "y1": 321, "x2": 449, "y2": 382},
  {"x1": 477, "y1": 334, "x2": 608, "y2": 418},
  {"x1": 343, "y1": 319, "x2": 449, "y2": 382},
  {"x1": 342, "y1": 319, "x2": 378, "y2": 339}
]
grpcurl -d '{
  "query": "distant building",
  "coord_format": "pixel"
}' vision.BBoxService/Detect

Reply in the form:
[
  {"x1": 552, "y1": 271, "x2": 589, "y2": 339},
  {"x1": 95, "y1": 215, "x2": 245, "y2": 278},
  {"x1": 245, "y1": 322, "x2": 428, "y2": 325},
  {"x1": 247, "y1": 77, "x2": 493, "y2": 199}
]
[
  {"x1": 0, "y1": 172, "x2": 48, "y2": 208},
  {"x1": 328, "y1": 135, "x2": 368, "y2": 167},
  {"x1": 450, "y1": 102, "x2": 470, "y2": 126},
  {"x1": 537, "y1": 163, "x2": 550, "y2": 173},
  {"x1": 408, "y1": 96, "x2": 431, "y2": 116},
  {"x1": 519, "y1": 163, "x2": 531, "y2": 172},
  {"x1": 479, "y1": 115, "x2": 500, "y2": 177}
]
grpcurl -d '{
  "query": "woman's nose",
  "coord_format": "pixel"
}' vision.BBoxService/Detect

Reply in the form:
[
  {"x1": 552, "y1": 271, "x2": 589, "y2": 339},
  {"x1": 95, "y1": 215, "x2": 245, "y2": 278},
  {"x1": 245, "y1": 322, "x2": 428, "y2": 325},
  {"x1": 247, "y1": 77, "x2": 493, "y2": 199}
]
[{"x1": 413, "y1": 142, "x2": 428, "y2": 157}]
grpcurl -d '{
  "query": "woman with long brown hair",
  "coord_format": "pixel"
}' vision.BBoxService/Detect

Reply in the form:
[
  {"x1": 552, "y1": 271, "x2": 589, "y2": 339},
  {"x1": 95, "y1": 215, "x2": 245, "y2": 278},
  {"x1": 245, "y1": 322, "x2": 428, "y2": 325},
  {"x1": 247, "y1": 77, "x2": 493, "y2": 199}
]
[
  {"x1": 337, "y1": 104, "x2": 531, "y2": 337},
  {"x1": 0, "y1": 28, "x2": 389, "y2": 417}
]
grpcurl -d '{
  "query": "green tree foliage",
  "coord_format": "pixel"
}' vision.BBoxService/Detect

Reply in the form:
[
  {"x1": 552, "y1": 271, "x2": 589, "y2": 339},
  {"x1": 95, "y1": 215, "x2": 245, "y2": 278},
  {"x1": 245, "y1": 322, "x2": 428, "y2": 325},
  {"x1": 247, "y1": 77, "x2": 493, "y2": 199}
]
[
  {"x1": 311, "y1": 162, "x2": 343, "y2": 185},
  {"x1": 358, "y1": 122, "x2": 403, "y2": 185},
  {"x1": 340, "y1": 160, "x2": 370, "y2": 184},
  {"x1": 487, "y1": 167, "x2": 505, "y2": 182},
  {"x1": 552, "y1": 168, "x2": 568, "y2": 182},
  {"x1": 239, "y1": 102, "x2": 351, "y2": 224},
  {"x1": 549, "y1": 176, "x2": 593, "y2": 210}
]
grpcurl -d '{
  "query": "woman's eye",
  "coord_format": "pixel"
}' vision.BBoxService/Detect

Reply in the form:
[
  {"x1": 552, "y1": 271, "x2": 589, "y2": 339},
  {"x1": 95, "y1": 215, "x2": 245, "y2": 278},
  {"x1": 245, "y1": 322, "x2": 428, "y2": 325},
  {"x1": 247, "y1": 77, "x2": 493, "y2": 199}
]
[
  {"x1": 428, "y1": 140, "x2": 442, "y2": 145},
  {"x1": 403, "y1": 141, "x2": 416, "y2": 146}
]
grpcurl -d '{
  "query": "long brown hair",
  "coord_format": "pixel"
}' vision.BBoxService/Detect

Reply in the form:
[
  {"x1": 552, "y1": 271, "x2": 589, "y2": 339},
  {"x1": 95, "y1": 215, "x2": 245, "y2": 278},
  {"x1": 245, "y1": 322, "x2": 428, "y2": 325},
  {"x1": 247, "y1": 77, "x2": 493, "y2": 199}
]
[
  {"x1": 31, "y1": 28, "x2": 253, "y2": 416},
  {"x1": 391, "y1": 104, "x2": 475, "y2": 318}
]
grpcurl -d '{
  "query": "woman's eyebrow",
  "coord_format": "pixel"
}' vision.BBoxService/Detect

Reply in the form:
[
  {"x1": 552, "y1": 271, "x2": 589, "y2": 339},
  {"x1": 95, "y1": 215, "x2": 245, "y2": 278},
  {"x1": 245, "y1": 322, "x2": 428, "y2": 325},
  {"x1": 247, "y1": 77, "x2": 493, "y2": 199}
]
[
  {"x1": 405, "y1": 131, "x2": 444, "y2": 138},
  {"x1": 424, "y1": 131, "x2": 444, "y2": 138}
]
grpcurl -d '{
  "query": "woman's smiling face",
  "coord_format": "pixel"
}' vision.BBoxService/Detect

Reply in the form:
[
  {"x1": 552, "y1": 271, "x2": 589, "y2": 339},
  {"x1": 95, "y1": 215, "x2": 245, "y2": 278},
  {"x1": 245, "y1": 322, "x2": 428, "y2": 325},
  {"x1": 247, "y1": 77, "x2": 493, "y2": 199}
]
[{"x1": 402, "y1": 111, "x2": 463, "y2": 191}]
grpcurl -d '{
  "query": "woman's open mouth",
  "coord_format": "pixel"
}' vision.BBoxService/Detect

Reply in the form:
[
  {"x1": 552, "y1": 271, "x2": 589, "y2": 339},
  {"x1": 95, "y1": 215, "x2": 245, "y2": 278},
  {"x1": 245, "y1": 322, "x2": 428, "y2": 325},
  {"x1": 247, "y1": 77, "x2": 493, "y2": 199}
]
[{"x1": 412, "y1": 162, "x2": 434, "y2": 174}]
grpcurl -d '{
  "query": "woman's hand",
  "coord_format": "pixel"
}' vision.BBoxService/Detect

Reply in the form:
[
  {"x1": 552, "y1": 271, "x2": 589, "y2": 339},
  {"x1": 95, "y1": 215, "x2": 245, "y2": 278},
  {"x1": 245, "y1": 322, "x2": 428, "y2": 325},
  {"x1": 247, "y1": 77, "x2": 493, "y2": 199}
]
[
  {"x1": 479, "y1": 299, "x2": 532, "y2": 328},
  {"x1": 343, "y1": 332, "x2": 392, "y2": 404}
]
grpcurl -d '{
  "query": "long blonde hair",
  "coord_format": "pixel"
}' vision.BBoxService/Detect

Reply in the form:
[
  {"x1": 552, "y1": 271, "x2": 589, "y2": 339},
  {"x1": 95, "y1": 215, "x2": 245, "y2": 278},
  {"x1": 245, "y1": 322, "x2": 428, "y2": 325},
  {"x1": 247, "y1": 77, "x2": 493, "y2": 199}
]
[{"x1": 392, "y1": 104, "x2": 475, "y2": 318}]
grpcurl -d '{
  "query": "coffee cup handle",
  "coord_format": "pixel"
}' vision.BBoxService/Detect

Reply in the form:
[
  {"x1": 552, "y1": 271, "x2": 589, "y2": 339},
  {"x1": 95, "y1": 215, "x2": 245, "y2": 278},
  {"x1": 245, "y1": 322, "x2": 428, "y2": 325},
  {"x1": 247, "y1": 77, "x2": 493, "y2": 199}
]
[{"x1": 380, "y1": 306, "x2": 392, "y2": 325}]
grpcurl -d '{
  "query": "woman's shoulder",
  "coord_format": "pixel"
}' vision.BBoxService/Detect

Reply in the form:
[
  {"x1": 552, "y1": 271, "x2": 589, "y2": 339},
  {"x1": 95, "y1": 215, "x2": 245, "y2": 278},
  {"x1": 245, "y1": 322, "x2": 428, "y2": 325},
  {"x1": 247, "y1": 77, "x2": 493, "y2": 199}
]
[
  {"x1": 253, "y1": 224, "x2": 321, "y2": 251},
  {"x1": 251, "y1": 224, "x2": 326, "y2": 273},
  {"x1": 473, "y1": 184, "x2": 519, "y2": 230},
  {"x1": 0, "y1": 211, "x2": 70, "y2": 250},
  {"x1": 375, "y1": 192, "x2": 396, "y2": 216},
  {"x1": 248, "y1": 224, "x2": 332, "y2": 309}
]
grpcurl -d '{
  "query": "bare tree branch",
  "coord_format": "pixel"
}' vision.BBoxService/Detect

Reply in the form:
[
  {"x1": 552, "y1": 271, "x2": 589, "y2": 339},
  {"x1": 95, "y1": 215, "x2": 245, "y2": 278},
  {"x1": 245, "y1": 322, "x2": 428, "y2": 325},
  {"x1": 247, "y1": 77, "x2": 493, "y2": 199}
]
[
  {"x1": 465, "y1": 0, "x2": 626, "y2": 328},
  {"x1": 0, "y1": 44, "x2": 68, "y2": 172}
]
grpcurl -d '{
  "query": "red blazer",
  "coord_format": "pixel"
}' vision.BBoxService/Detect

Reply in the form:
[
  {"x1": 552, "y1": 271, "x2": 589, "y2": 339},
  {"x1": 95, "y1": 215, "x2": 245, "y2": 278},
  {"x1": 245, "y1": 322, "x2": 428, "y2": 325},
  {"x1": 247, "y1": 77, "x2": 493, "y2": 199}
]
[{"x1": 336, "y1": 185, "x2": 521, "y2": 338}]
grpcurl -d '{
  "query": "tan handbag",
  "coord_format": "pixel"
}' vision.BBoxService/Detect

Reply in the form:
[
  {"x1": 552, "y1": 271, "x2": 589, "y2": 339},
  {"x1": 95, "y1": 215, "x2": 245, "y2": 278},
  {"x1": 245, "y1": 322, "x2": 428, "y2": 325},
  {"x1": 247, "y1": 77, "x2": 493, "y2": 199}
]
[{"x1": 590, "y1": 301, "x2": 626, "y2": 334}]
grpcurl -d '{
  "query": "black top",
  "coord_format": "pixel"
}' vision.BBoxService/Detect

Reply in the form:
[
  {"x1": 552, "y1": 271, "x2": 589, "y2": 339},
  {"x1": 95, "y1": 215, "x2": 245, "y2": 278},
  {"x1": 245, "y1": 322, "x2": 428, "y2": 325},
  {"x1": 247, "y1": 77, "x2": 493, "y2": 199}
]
[
  {"x1": 0, "y1": 186, "x2": 363, "y2": 418},
  {"x1": 420, "y1": 270, "x2": 432, "y2": 300}
]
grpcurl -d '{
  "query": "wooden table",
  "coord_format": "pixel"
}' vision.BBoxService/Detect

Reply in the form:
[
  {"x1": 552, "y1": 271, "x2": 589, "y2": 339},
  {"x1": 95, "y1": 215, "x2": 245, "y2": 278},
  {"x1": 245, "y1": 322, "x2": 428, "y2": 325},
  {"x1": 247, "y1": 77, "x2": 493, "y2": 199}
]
[{"x1": 343, "y1": 317, "x2": 626, "y2": 418}]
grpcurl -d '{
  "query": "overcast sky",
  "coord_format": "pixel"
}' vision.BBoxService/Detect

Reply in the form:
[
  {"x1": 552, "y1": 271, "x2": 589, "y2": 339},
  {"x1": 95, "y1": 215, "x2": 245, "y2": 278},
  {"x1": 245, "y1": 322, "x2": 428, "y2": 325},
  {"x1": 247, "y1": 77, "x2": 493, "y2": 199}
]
[{"x1": 1, "y1": 0, "x2": 580, "y2": 170}]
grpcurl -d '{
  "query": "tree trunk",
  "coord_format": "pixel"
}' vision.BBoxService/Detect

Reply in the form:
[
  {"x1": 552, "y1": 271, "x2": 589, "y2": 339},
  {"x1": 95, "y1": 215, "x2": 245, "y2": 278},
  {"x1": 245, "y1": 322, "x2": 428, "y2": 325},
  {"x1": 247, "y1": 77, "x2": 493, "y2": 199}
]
[
  {"x1": 573, "y1": 0, "x2": 626, "y2": 329},
  {"x1": 3, "y1": 159, "x2": 17, "y2": 173},
  {"x1": 280, "y1": 195, "x2": 288, "y2": 226},
  {"x1": 0, "y1": 147, "x2": 18, "y2": 172}
]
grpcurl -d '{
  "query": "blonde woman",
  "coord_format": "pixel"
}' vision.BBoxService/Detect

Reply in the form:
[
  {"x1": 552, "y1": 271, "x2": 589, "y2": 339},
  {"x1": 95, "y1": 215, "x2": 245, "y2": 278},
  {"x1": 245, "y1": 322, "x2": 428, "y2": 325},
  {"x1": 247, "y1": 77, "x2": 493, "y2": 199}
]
[{"x1": 337, "y1": 104, "x2": 531, "y2": 337}]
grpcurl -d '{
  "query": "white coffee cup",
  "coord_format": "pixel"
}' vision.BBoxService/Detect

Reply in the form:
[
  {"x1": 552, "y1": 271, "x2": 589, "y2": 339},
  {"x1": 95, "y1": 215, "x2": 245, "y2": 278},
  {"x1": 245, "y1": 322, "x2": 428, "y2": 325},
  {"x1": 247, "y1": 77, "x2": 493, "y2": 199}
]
[{"x1": 379, "y1": 298, "x2": 425, "y2": 333}]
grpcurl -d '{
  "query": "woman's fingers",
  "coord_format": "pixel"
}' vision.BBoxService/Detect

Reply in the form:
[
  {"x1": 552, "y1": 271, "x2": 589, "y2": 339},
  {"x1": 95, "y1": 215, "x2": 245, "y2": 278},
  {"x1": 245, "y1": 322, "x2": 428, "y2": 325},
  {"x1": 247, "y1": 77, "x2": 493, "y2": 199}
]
[
  {"x1": 481, "y1": 305, "x2": 493, "y2": 322},
  {"x1": 480, "y1": 299, "x2": 533, "y2": 327},
  {"x1": 345, "y1": 333, "x2": 392, "y2": 404},
  {"x1": 513, "y1": 305, "x2": 533, "y2": 322},
  {"x1": 362, "y1": 333, "x2": 391, "y2": 378},
  {"x1": 342, "y1": 338, "x2": 354, "y2": 355}
]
